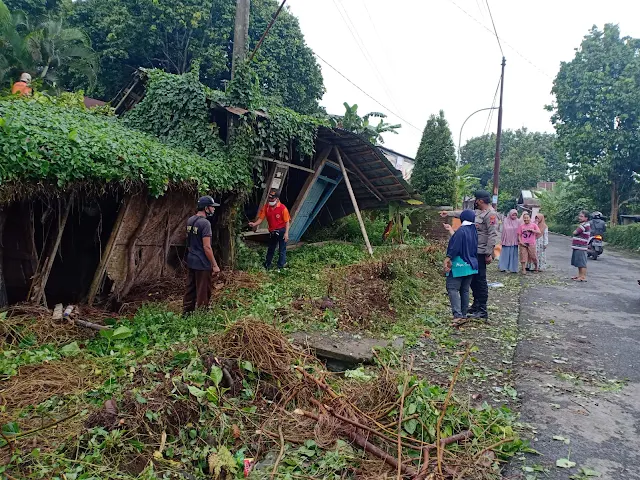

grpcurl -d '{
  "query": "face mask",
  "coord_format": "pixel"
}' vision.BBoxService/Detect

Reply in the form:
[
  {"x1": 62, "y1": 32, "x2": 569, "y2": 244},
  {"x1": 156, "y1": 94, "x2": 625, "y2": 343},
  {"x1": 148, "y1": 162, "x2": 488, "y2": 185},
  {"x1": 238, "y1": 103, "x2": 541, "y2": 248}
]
[{"x1": 269, "y1": 200, "x2": 277, "y2": 207}]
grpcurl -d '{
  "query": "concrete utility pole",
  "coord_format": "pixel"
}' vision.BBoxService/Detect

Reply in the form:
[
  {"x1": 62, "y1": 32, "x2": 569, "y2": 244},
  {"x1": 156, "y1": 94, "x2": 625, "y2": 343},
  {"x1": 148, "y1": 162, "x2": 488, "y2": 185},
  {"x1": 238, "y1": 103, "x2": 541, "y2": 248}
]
[
  {"x1": 492, "y1": 56, "x2": 506, "y2": 208},
  {"x1": 231, "y1": 0, "x2": 250, "y2": 78}
]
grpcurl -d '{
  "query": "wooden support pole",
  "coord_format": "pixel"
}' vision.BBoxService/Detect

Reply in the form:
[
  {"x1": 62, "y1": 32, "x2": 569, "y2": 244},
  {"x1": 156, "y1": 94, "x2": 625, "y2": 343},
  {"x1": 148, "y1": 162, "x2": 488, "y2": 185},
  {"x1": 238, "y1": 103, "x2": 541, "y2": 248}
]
[
  {"x1": 334, "y1": 147, "x2": 373, "y2": 256},
  {"x1": 30, "y1": 192, "x2": 75, "y2": 305},
  {"x1": 338, "y1": 147, "x2": 385, "y2": 202},
  {"x1": 87, "y1": 197, "x2": 130, "y2": 305}
]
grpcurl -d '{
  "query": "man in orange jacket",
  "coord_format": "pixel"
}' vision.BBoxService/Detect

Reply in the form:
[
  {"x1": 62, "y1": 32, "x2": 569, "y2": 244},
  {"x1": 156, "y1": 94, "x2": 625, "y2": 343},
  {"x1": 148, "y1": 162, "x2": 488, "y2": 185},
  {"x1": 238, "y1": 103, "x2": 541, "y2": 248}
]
[
  {"x1": 11, "y1": 73, "x2": 32, "y2": 96},
  {"x1": 249, "y1": 189, "x2": 290, "y2": 270}
]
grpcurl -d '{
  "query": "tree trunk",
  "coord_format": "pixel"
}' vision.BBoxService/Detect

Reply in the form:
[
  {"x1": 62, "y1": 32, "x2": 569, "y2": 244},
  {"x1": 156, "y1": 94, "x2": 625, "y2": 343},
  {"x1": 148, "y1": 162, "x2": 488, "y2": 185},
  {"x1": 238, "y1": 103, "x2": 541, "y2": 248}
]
[
  {"x1": 610, "y1": 181, "x2": 619, "y2": 226},
  {"x1": 216, "y1": 194, "x2": 239, "y2": 270}
]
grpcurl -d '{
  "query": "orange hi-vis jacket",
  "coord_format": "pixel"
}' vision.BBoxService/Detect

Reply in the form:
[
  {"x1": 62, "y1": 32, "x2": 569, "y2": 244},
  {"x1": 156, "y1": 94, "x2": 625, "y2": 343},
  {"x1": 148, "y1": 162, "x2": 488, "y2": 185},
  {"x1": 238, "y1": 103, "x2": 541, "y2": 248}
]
[{"x1": 257, "y1": 201, "x2": 290, "y2": 231}]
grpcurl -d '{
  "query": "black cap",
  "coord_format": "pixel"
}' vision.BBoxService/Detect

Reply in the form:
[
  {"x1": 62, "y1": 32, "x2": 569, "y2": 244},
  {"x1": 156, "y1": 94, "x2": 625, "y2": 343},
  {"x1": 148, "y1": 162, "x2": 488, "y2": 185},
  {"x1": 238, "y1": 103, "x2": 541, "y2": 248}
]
[
  {"x1": 268, "y1": 189, "x2": 280, "y2": 199},
  {"x1": 474, "y1": 190, "x2": 491, "y2": 202},
  {"x1": 197, "y1": 195, "x2": 220, "y2": 210}
]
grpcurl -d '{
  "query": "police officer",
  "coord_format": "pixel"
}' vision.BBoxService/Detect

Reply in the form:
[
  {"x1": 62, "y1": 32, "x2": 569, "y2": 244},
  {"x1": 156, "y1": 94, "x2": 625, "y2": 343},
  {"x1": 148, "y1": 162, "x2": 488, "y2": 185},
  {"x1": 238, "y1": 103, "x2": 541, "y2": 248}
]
[
  {"x1": 441, "y1": 190, "x2": 499, "y2": 319},
  {"x1": 183, "y1": 196, "x2": 221, "y2": 315}
]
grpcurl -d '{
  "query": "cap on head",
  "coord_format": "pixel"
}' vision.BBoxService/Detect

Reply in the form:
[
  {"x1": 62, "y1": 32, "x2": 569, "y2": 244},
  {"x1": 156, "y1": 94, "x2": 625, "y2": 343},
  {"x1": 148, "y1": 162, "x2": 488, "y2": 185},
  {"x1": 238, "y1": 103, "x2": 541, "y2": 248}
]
[
  {"x1": 268, "y1": 189, "x2": 280, "y2": 200},
  {"x1": 19, "y1": 72, "x2": 31, "y2": 83},
  {"x1": 474, "y1": 190, "x2": 491, "y2": 204},
  {"x1": 592, "y1": 211, "x2": 602, "y2": 219},
  {"x1": 197, "y1": 195, "x2": 220, "y2": 210}
]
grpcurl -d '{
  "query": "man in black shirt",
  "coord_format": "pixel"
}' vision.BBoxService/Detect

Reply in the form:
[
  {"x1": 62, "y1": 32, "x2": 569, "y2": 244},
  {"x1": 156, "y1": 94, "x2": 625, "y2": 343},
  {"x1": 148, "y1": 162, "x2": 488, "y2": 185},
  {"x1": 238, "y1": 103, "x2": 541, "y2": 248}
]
[{"x1": 183, "y1": 196, "x2": 221, "y2": 315}]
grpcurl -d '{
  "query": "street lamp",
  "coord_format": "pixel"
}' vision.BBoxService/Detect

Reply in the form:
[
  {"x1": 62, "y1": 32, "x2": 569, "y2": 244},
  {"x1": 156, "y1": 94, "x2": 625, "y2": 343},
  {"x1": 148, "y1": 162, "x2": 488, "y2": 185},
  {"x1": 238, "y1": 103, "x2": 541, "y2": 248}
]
[{"x1": 457, "y1": 107, "x2": 499, "y2": 168}]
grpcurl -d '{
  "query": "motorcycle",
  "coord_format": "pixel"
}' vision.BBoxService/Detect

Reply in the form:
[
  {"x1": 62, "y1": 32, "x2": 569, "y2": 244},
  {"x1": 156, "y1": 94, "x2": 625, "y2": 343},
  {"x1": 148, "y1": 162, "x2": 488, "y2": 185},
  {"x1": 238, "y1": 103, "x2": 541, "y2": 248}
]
[{"x1": 587, "y1": 235, "x2": 604, "y2": 260}]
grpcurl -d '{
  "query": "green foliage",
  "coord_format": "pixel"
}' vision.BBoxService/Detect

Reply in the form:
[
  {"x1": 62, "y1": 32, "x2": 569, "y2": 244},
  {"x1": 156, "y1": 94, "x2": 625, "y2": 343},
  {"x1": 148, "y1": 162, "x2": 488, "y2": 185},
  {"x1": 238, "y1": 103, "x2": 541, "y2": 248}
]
[
  {"x1": 304, "y1": 212, "x2": 388, "y2": 246},
  {"x1": 455, "y1": 163, "x2": 479, "y2": 208},
  {"x1": 548, "y1": 24, "x2": 640, "y2": 222},
  {"x1": 0, "y1": 0, "x2": 96, "y2": 90},
  {"x1": 65, "y1": 0, "x2": 323, "y2": 111},
  {"x1": 125, "y1": 67, "x2": 323, "y2": 168},
  {"x1": 0, "y1": 98, "x2": 246, "y2": 198},
  {"x1": 605, "y1": 223, "x2": 640, "y2": 251},
  {"x1": 332, "y1": 102, "x2": 400, "y2": 145},
  {"x1": 537, "y1": 182, "x2": 596, "y2": 227},
  {"x1": 460, "y1": 128, "x2": 566, "y2": 194},
  {"x1": 412, "y1": 110, "x2": 456, "y2": 206}
]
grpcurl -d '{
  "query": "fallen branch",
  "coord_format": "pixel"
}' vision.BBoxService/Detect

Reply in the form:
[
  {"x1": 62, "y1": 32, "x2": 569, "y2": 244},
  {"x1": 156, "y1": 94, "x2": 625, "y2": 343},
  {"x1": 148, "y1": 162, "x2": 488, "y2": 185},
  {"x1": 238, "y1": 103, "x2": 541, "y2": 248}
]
[
  {"x1": 1, "y1": 411, "x2": 80, "y2": 447},
  {"x1": 413, "y1": 430, "x2": 474, "y2": 480},
  {"x1": 294, "y1": 366, "x2": 339, "y2": 399},
  {"x1": 294, "y1": 408, "x2": 418, "y2": 477},
  {"x1": 270, "y1": 424, "x2": 285, "y2": 480},
  {"x1": 322, "y1": 404, "x2": 421, "y2": 450},
  {"x1": 71, "y1": 318, "x2": 110, "y2": 331},
  {"x1": 397, "y1": 355, "x2": 414, "y2": 480},
  {"x1": 436, "y1": 345, "x2": 471, "y2": 477}
]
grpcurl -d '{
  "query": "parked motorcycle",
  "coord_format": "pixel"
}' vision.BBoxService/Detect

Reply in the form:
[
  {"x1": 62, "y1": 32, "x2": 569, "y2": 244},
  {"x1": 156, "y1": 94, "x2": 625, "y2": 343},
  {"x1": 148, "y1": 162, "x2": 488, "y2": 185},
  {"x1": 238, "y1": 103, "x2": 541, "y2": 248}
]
[{"x1": 587, "y1": 235, "x2": 604, "y2": 260}]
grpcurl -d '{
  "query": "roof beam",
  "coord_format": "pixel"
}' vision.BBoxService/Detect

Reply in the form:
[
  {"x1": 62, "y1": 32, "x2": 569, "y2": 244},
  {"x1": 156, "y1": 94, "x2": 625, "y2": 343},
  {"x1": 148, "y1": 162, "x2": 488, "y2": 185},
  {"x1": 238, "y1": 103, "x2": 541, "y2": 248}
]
[
  {"x1": 255, "y1": 156, "x2": 314, "y2": 173},
  {"x1": 337, "y1": 147, "x2": 385, "y2": 202}
]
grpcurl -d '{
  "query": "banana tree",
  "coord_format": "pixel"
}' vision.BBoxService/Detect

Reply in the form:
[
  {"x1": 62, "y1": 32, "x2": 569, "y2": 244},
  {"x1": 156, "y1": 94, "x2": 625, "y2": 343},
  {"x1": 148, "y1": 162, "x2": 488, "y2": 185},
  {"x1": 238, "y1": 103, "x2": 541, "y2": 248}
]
[
  {"x1": 0, "y1": 0, "x2": 96, "y2": 90},
  {"x1": 383, "y1": 199, "x2": 423, "y2": 244},
  {"x1": 333, "y1": 102, "x2": 401, "y2": 144},
  {"x1": 455, "y1": 164, "x2": 479, "y2": 209}
]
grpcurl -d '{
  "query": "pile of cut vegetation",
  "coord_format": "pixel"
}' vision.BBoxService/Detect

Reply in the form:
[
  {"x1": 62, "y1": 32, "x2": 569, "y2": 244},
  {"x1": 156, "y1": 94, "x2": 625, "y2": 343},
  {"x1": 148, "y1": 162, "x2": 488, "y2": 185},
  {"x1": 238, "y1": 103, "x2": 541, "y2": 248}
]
[{"x1": 0, "y1": 311, "x2": 530, "y2": 479}]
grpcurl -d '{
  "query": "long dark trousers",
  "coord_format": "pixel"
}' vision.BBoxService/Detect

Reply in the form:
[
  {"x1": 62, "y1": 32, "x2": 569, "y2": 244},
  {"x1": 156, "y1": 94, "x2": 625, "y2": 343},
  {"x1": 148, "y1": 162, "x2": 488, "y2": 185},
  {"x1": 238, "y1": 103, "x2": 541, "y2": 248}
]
[
  {"x1": 469, "y1": 258, "x2": 488, "y2": 315},
  {"x1": 183, "y1": 268, "x2": 212, "y2": 315},
  {"x1": 265, "y1": 228, "x2": 287, "y2": 269}
]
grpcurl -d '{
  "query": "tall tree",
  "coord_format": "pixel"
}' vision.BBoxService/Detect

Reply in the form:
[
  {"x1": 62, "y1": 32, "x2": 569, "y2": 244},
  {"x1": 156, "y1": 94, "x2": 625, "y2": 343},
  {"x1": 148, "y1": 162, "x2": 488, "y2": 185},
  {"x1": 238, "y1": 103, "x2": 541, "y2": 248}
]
[
  {"x1": 66, "y1": 0, "x2": 324, "y2": 112},
  {"x1": 412, "y1": 110, "x2": 456, "y2": 206},
  {"x1": 460, "y1": 128, "x2": 567, "y2": 194},
  {"x1": 548, "y1": 24, "x2": 640, "y2": 224}
]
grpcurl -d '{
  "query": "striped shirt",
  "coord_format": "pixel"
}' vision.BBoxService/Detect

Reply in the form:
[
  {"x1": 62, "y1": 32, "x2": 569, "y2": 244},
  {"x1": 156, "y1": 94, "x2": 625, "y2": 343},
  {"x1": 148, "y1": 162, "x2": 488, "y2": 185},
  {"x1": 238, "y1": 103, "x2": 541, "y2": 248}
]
[{"x1": 572, "y1": 222, "x2": 591, "y2": 250}]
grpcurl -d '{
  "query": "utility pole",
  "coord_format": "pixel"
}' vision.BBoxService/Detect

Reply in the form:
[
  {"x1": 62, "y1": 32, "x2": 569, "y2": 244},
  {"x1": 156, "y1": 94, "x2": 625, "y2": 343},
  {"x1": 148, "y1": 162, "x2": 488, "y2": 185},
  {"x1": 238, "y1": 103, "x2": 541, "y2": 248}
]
[
  {"x1": 231, "y1": 0, "x2": 250, "y2": 78},
  {"x1": 491, "y1": 56, "x2": 506, "y2": 208}
]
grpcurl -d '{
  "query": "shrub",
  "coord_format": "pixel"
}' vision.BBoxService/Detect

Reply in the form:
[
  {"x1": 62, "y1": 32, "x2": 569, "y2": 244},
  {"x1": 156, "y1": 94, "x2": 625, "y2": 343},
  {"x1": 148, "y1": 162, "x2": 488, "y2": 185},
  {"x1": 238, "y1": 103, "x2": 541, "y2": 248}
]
[{"x1": 606, "y1": 223, "x2": 640, "y2": 251}]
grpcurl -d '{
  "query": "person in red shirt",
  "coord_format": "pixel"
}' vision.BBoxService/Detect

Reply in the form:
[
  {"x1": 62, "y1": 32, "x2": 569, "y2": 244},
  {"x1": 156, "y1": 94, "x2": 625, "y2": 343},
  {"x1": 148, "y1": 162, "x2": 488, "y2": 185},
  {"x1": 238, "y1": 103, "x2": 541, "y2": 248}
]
[
  {"x1": 11, "y1": 73, "x2": 33, "y2": 96},
  {"x1": 249, "y1": 189, "x2": 290, "y2": 270}
]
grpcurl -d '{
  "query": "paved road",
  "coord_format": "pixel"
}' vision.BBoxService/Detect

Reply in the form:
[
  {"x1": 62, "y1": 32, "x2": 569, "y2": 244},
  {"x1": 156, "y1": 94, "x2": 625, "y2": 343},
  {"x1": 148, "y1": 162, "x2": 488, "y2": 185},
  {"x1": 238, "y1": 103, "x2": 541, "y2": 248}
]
[{"x1": 507, "y1": 235, "x2": 640, "y2": 479}]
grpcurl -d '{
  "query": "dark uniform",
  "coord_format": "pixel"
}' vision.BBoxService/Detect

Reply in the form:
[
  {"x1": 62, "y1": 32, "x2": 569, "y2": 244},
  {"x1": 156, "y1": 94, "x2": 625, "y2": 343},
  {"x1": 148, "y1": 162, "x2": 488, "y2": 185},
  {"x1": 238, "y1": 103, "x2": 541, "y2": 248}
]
[
  {"x1": 183, "y1": 215, "x2": 213, "y2": 314},
  {"x1": 450, "y1": 205, "x2": 499, "y2": 318}
]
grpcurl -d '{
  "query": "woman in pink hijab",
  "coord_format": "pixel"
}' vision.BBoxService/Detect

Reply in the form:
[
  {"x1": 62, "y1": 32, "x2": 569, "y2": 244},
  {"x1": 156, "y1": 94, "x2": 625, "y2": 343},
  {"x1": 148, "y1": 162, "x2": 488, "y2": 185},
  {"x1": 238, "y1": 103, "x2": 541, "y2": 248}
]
[{"x1": 498, "y1": 209, "x2": 522, "y2": 273}]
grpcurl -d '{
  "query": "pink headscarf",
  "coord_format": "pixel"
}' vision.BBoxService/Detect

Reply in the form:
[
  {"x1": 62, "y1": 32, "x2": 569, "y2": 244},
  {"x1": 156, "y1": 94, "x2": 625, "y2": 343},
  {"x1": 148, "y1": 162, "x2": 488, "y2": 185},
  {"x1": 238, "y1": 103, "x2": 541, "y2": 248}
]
[{"x1": 501, "y1": 209, "x2": 522, "y2": 246}]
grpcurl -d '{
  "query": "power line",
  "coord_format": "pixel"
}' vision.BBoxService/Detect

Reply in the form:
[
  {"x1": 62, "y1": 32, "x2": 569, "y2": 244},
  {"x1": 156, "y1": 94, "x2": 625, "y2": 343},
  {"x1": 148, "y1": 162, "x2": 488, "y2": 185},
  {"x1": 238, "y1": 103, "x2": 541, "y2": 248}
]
[
  {"x1": 446, "y1": 0, "x2": 552, "y2": 79},
  {"x1": 331, "y1": 0, "x2": 403, "y2": 115},
  {"x1": 483, "y1": 75, "x2": 501, "y2": 136},
  {"x1": 484, "y1": 0, "x2": 504, "y2": 56},
  {"x1": 314, "y1": 52, "x2": 422, "y2": 133}
]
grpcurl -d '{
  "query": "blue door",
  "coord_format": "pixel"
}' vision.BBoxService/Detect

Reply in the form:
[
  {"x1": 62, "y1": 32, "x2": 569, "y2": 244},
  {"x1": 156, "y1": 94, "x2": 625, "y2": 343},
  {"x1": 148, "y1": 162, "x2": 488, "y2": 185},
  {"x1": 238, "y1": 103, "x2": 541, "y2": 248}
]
[{"x1": 289, "y1": 166, "x2": 343, "y2": 243}]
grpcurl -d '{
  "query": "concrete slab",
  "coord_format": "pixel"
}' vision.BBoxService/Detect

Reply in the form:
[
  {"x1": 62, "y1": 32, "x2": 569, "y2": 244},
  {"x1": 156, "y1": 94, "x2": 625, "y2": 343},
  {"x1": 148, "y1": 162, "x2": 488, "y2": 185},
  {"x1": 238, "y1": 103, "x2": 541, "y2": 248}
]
[{"x1": 290, "y1": 331, "x2": 404, "y2": 365}]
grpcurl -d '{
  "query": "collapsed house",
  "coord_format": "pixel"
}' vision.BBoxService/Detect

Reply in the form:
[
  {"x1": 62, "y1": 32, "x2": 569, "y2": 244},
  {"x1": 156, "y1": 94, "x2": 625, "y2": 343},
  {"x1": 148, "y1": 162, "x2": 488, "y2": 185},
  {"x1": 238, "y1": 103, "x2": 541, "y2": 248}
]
[{"x1": 0, "y1": 71, "x2": 414, "y2": 309}]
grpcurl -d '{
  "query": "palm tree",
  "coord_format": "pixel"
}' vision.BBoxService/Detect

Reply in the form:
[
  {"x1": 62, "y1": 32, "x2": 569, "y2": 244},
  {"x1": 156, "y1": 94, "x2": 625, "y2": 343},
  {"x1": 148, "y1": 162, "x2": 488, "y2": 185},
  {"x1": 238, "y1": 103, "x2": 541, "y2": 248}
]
[{"x1": 0, "y1": 0, "x2": 97, "y2": 90}]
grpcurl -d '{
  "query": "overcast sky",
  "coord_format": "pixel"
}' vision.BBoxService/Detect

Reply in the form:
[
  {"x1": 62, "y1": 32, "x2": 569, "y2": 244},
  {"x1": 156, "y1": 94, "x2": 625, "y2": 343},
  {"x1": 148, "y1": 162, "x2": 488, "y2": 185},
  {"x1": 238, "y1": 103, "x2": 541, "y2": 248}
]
[{"x1": 285, "y1": 0, "x2": 640, "y2": 158}]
